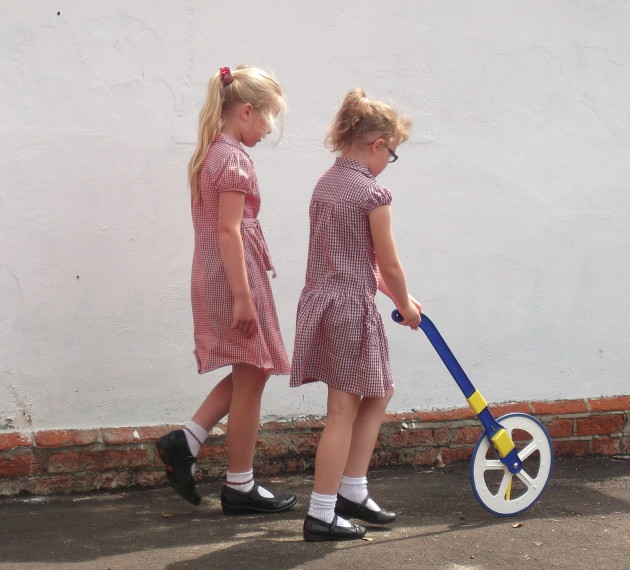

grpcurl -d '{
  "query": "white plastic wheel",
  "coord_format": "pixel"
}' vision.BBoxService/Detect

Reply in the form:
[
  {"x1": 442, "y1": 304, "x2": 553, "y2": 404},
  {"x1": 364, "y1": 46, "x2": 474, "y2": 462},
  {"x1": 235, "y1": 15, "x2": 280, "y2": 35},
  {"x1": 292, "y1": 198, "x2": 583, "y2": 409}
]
[{"x1": 470, "y1": 413, "x2": 553, "y2": 516}]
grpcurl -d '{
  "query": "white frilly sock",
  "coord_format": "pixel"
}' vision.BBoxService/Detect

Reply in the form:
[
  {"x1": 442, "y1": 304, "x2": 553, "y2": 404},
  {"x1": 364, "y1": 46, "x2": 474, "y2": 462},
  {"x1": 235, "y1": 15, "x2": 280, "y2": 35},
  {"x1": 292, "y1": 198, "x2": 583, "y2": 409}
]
[
  {"x1": 226, "y1": 469, "x2": 274, "y2": 498},
  {"x1": 339, "y1": 475, "x2": 380, "y2": 512},
  {"x1": 183, "y1": 421, "x2": 207, "y2": 457},
  {"x1": 308, "y1": 492, "x2": 351, "y2": 527}
]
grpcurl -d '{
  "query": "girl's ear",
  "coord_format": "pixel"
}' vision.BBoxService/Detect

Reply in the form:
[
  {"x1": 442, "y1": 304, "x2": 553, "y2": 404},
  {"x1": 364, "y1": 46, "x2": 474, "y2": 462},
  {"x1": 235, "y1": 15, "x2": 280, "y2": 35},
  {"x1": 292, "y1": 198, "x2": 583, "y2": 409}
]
[
  {"x1": 370, "y1": 138, "x2": 385, "y2": 152},
  {"x1": 239, "y1": 103, "x2": 253, "y2": 119}
]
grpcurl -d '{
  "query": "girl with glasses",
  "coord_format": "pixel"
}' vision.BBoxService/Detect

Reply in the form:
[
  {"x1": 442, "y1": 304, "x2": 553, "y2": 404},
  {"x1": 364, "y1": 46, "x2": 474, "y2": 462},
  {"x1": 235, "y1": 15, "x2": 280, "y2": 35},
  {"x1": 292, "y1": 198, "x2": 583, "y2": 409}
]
[{"x1": 291, "y1": 88, "x2": 422, "y2": 541}]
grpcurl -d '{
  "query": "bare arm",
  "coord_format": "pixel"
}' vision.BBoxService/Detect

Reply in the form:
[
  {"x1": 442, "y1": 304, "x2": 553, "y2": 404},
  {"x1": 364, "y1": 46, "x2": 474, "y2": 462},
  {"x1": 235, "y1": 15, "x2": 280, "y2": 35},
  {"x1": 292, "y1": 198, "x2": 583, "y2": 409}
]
[
  {"x1": 218, "y1": 191, "x2": 257, "y2": 338},
  {"x1": 369, "y1": 204, "x2": 421, "y2": 328}
]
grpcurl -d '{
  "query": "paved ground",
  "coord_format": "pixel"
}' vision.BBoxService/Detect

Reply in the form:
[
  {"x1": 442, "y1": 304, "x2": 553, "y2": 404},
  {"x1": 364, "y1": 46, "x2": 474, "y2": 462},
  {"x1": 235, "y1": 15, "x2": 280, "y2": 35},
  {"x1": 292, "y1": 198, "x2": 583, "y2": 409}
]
[{"x1": 1, "y1": 456, "x2": 629, "y2": 569}]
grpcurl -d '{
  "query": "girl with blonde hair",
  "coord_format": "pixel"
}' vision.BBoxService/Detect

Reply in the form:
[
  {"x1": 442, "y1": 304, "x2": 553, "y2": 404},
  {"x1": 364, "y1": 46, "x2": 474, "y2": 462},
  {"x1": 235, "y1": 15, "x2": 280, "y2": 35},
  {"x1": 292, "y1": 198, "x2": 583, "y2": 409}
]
[
  {"x1": 157, "y1": 65, "x2": 296, "y2": 515},
  {"x1": 291, "y1": 88, "x2": 422, "y2": 541}
]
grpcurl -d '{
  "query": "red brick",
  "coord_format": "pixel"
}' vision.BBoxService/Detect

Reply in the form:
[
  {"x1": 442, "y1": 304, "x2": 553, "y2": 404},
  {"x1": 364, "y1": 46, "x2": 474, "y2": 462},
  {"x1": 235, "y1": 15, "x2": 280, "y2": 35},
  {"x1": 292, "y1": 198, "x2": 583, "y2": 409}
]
[
  {"x1": 530, "y1": 399, "x2": 589, "y2": 415},
  {"x1": 31, "y1": 473, "x2": 100, "y2": 495},
  {"x1": 587, "y1": 396, "x2": 630, "y2": 413},
  {"x1": 370, "y1": 450, "x2": 398, "y2": 466},
  {"x1": 0, "y1": 432, "x2": 31, "y2": 450},
  {"x1": 0, "y1": 451, "x2": 44, "y2": 477},
  {"x1": 394, "y1": 448, "x2": 438, "y2": 466},
  {"x1": 434, "y1": 426, "x2": 451, "y2": 446},
  {"x1": 575, "y1": 415, "x2": 624, "y2": 437},
  {"x1": 417, "y1": 407, "x2": 475, "y2": 422},
  {"x1": 256, "y1": 437, "x2": 290, "y2": 457},
  {"x1": 48, "y1": 452, "x2": 82, "y2": 474},
  {"x1": 83, "y1": 448, "x2": 151, "y2": 471},
  {"x1": 197, "y1": 442, "x2": 228, "y2": 461},
  {"x1": 98, "y1": 470, "x2": 134, "y2": 489},
  {"x1": 382, "y1": 412, "x2": 422, "y2": 426},
  {"x1": 136, "y1": 470, "x2": 169, "y2": 488},
  {"x1": 387, "y1": 428, "x2": 436, "y2": 447},
  {"x1": 592, "y1": 437, "x2": 619, "y2": 456},
  {"x1": 545, "y1": 418, "x2": 574, "y2": 439},
  {"x1": 102, "y1": 426, "x2": 170, "y2": 445},
  {"x1": 453, "y1": 425, "x2": 484, "y2": 445},
  {"x1": 196, "y1": 464, "x2": 225, "y2": 478},
  {"x1": 439, "y1": 447, "x2": 473, "y2": 465},
  {"x1": 34, "y1": 429, "x2": 100, "y2": 448},
  {"x1": 511, "y1": 428, "x2": 536, "y2": 443},
  {"x1": 287, "y1": 433, "x2": 319, "y2": 455},
  {"x1": 101, "y1": 427, "x2": 139, "y2": 445},
  {"x1": 552, "y1": 440, "x2": 589, "y2": 456},
  {"x1": 489, "y1": 402, "x2": 533, "y2": 416},
  {"x1": 27, "y1": 475, "x2": 75, "y2": 495}
]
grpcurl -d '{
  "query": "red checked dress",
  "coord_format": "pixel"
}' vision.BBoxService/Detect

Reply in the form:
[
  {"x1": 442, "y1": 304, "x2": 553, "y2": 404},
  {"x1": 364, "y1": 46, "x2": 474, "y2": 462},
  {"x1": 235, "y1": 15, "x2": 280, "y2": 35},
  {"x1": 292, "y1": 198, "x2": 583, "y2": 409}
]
[
  {"x1": 290, "y1": 157, "x2": 394, "y2": 397},
  {"x1": 191, "y1": 133, "x2": 291, "y2": 376}
]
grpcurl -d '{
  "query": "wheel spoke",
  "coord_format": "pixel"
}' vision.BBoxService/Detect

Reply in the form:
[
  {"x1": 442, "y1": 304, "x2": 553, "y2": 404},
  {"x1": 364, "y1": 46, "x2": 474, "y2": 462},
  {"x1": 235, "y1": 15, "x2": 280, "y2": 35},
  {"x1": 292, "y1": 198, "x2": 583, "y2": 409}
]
[
  {"x1": 516, "y1": 468, "x2": 536, "y2": 489},
  {"x1": 482, "y1": 458, "x2": 505, "y2": 470},
  {"x1": 517, "y1": 440, "x2": 538, "y2": 461}
]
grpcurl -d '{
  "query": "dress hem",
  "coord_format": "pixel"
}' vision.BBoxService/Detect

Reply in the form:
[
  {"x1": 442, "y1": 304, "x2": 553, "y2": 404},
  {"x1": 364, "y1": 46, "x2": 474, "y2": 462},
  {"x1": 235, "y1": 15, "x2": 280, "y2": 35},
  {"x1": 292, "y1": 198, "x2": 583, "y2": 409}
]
[{"x1": 195, "y1": 352, "x2": 291, "y2": 377}]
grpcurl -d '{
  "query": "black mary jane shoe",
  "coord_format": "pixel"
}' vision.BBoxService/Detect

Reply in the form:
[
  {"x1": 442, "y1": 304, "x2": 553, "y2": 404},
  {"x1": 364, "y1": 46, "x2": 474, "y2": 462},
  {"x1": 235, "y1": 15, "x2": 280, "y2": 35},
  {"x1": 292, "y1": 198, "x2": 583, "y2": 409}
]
[
  {"x1": 221, "y1": 482, "x2": 297, "y2": 515},
  {"x1": 335, "y1": 494, "x2": 396, "y2": 525},
  {"x1": 303, "y1": 514, "x2": 367, "y2": 542},
  {"x1": 155, "y1": 430, "x2": 201, "y2": 506}
]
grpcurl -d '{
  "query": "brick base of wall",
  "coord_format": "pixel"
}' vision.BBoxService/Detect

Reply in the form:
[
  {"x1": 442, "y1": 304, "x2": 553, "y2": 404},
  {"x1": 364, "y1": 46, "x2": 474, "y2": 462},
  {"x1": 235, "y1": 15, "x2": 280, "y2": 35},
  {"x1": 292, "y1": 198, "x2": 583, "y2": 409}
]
[{"x1": 1, "y1": 396, "x2": 629, "y2": 496}]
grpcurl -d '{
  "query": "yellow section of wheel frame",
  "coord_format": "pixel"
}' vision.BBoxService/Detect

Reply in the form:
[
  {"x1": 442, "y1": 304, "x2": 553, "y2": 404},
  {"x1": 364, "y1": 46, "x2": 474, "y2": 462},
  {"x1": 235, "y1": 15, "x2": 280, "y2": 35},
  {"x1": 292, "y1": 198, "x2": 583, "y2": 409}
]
[
  {"x1": 491, "y1": 428, "x2": 516, "y2": 458},
  {"x1": 466, "y1": 390, "x2": 488, "y2": 415}
]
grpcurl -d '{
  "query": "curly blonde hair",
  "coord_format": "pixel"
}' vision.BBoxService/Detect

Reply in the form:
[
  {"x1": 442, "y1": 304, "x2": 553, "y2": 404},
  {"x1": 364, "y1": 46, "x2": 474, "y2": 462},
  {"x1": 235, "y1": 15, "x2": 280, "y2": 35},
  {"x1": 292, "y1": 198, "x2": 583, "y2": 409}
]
[
  {"x1": 326, "y1": 88, "x2": 411, "y2": 152},
  {"x1": 188, "y1": 65, "x2": 286, "y2": 197}
]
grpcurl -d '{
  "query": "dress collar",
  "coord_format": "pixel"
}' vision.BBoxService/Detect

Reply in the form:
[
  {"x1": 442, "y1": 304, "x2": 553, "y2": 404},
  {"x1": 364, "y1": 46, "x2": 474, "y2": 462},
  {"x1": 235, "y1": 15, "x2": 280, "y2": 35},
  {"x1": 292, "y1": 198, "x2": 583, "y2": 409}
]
[
  {"x1": 215, "y1": 132, "x2": 249, "y2": 156},
  {"x1": 334, "y1": 156, "x2": 373, "y2": 178}
]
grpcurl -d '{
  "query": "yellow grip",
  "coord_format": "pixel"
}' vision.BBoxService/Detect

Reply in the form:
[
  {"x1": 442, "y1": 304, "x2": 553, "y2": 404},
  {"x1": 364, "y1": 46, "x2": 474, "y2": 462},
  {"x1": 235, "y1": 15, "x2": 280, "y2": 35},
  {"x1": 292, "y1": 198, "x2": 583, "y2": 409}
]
[
  {"x1": 466, "y1": 390, "x2": 488, "y2": 415},
  {"x1": 491, "y1": 428, "x2": 516, "y2": 458}
]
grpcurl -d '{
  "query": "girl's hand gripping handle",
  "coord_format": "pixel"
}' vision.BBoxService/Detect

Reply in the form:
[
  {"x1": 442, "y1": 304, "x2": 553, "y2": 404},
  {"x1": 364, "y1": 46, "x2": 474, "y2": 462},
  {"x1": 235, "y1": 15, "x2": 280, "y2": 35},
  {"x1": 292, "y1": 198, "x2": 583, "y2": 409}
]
[
  {"x1": 391, "y1": 307, "x2": 421, "y2": 329},
  {"x1": 392, "y1": 309, "x2": 406, "y2": 324}
]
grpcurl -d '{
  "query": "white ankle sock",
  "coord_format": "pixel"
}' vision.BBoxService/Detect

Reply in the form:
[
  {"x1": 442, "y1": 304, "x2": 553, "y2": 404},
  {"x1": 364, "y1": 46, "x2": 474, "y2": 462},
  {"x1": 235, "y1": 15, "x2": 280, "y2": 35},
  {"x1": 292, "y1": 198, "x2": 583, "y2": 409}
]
[
  {"x1": 183, "y1": 421, "x2": 207, "y2": 457},
  {"x1": 308, "y1": 492, "x2": 351, "y2": 527},
  {"x1": 339, "y1": 475, "x2": 380, "y2": 512},
  {"x1": 226, "y1": 470, "x2": 274, "y2": 498},
  {"x1": 182, "y1": 421, "x2": 207, "y2": 477}
]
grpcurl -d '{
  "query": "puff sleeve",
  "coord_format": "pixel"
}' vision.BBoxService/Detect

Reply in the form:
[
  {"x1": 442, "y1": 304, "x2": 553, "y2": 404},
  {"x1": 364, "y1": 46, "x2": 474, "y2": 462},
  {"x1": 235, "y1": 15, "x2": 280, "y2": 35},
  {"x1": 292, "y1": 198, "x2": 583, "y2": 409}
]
[
  {"x1": 214, "y1": 151, "x2": 254, "y2": 194},
  {"x1": 359, "y1": 183, "x2": 392, "y2": 214}
]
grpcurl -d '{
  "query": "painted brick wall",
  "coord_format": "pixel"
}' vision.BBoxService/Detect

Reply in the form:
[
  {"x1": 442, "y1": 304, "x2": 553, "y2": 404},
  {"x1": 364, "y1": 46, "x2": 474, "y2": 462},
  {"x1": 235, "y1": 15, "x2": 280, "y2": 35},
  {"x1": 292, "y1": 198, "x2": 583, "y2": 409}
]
[
  {"x1": 1, "y1": 397, "x2": 628, "y2": 496},
  {"x1": 4, "y1": 2, "x2": 630, "y2": 435}
]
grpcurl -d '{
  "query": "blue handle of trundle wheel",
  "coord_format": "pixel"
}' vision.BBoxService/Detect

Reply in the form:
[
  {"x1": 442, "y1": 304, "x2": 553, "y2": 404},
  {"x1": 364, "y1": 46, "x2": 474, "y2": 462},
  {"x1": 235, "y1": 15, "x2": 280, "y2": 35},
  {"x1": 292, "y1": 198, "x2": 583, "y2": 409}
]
[
  {"x1": 391, "y1": 310, "x2": 476, "y2": 399},
  {"x1": 392, "y1": 309, "x2": 523, "y2": 474}
]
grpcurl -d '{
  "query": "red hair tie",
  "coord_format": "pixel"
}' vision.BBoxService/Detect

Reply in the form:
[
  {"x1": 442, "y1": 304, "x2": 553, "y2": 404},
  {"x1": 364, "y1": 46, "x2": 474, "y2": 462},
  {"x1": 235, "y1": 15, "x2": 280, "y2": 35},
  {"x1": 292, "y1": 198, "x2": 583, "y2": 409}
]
[{"x1": 219, "y1": 66, "x2": 234, "y2": 85}]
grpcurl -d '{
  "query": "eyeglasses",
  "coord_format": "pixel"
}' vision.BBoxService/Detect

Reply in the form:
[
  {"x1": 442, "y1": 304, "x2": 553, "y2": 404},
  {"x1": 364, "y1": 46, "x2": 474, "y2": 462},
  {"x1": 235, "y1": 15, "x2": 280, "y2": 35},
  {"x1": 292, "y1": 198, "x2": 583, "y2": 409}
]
[{"x1": 366, "y1": 142, "x2": 398, "y2": 163}]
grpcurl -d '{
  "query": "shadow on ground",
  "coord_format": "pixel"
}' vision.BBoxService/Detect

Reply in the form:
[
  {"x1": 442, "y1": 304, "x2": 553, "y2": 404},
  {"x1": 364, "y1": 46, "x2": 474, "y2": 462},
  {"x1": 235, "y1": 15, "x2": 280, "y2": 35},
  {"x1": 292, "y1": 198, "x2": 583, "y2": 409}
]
[{"x1": 1, "y1": 456, "x2": 629, "y2": 569}]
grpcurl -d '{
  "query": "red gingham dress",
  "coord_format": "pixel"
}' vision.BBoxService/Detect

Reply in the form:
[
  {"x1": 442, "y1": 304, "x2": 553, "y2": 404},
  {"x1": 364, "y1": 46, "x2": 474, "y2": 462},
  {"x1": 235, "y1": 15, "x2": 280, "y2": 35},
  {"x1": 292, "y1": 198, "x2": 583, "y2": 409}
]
[
  {"x1": 290, "y1": 157, "x2": 394, "y2": 397},
  {"x1": 191, "y1": 133, "x2": 291, "y2": 376}
]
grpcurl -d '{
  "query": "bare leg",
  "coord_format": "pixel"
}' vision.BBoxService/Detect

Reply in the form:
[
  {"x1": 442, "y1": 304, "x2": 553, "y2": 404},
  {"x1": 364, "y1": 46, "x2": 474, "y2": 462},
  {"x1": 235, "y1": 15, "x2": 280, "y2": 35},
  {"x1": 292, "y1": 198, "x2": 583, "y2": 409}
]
[
  {"x1": 344, "y1": 388, "x2": 394, "y2": 477},
  {"x1": 190, "y1": 373, "x2": 233, "y2": 431},
  {"x1": 226, "y1": 363, "x2": 268, "y2": 473},
  {"x1": 313, "y1": 386, "x2": 361, "y2": 495}
]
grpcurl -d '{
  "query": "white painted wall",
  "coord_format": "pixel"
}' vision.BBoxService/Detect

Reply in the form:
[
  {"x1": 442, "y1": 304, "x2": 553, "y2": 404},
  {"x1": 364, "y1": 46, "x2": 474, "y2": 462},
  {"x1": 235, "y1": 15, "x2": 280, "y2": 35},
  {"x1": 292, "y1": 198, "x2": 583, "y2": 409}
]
[{"x1": 2, "y1": 1, "x2": 629, "y2": 431}]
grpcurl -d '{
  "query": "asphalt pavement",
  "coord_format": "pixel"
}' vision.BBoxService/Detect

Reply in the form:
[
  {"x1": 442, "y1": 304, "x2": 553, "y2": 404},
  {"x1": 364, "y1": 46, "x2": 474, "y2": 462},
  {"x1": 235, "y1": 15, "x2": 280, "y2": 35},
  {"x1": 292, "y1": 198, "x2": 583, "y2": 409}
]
[{"x1": 1, "y1": 456, "x2": 629, "y2": 569}]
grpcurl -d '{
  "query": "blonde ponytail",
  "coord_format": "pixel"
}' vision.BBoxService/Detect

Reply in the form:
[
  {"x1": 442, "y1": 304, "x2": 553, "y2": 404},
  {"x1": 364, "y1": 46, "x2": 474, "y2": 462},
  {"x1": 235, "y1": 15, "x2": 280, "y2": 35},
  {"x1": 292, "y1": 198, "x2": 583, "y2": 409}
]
[
  {"x1": 188, "y1": 74, "x2": 224, "y2": 198},
  {"x1": 326, "y1": 88, "x2": 410, "y2": 153}
]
